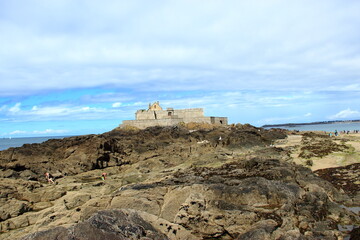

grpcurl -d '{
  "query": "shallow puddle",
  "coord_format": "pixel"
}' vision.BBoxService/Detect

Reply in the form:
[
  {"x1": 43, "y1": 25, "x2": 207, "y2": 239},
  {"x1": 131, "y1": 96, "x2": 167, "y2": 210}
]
[
  {"x1": 340, "y1": 204, "x2": 360, "y2": 214},
  {"x1": 338, "y1": 224, "x2": 358, "y2": 240}
]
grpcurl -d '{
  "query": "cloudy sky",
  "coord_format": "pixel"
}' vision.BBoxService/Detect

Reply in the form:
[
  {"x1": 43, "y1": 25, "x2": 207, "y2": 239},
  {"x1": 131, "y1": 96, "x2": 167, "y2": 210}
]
[{"x1": 1, "y1": 0, "x2": 360, "y2": 137}]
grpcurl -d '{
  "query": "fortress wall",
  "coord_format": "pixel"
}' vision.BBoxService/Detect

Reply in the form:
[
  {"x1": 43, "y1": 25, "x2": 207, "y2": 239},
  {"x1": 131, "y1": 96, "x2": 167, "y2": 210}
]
[
  {"x1": 122, "y1": 116, "x2": 227, "y2": 129},
  {"x1": 122, "y1": 119, "x2": 184, "y2": 129},
  {"x1": 135, "y1": 108, "x2": 204, "y2": 120},
  {"x1": 174, "y1": 108, "x2": 204, "y2": 119},
  {"x1": 211, "y1": 117, "x2": 228, "y2": 125},
  {"x1": 151, "y1": 108, "x2": 204, "y2": 119},
  {"x1": 136, "y1": 110, "x2": 171, "y2": 120},
  {"x1": 182, "y1": 117, "x2": 227, "y2": 125},
  {"x1": 181, "y1": 117, "x2": 211, "y2": 124},
  {"x1": 152, "y1": 111, "x2": 170, "y2": 119},
  {"x1": 124, "y1": 104, "x2": 227, "y2": 129},
  {"x1": 122, "y1": 116, "x2": 228, "y2": 129},
  {"x1": 135, "y1": 110, "x2": 156, "y2": 120}
]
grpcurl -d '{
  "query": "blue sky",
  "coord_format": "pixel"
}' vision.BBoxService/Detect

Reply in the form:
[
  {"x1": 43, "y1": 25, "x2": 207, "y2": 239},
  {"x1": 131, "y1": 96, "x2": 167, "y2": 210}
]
[{"x1": 1, "y1": 0, "x2": 360, "y2": 137}]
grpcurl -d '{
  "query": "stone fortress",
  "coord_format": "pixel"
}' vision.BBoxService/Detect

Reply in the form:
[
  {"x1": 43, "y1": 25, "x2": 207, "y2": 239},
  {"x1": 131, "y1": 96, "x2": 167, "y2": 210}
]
[{"x1": 121, "y1": 101, "x2": 228, "y2": 129}]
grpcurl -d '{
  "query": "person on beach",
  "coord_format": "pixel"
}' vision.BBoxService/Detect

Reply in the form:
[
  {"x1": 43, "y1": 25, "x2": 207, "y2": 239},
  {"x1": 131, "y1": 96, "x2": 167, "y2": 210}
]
[
  {"x1": 334, "y1": 130, "x2": 338, "y2": 136},
  {"x1": 101, "y1": 172, "x2": 107, "y2": 180},
  {"x1": 45, "y1": 172, "x2": 54, "y2": 184}
]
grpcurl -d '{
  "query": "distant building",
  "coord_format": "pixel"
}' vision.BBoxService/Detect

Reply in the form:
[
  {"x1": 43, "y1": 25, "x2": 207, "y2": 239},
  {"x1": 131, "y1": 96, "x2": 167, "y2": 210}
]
[{"x1": 121, "y1": 101, "x2": 228, "y2": 129}]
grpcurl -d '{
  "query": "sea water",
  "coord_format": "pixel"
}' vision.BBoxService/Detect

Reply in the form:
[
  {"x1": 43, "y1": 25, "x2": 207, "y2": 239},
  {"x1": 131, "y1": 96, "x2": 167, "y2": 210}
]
[
  {"x1": 0, "y1": 136, "x2": 68, "y2": 151},
  {"x1": 265, "y1": 122, "x2": 360, "y2": 133}
]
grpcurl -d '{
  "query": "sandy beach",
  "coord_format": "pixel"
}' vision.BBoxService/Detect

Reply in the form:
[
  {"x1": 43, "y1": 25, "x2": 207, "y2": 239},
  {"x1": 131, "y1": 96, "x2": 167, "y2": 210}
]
[{"x1": 275, "y1": 132, "x2": 360, "y2": 171}]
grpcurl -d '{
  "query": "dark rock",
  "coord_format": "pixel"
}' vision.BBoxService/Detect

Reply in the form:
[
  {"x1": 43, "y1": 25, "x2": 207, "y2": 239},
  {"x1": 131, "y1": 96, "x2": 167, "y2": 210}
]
[
  {"x1": 315, "y1": 163, "x2": 360, "y2": 196},
  {"x1": 350, "y1": 227, "x2": 360, "y2": 240},
  {"x1": 21, "y1": 226, "x2": 69, "y2": 240},
  {"x1": 21, "y1": 209, "x2": 169, "y2": 240},
  {"x1": 0, "y1": 125, "x2": 287, "y2": 181}
]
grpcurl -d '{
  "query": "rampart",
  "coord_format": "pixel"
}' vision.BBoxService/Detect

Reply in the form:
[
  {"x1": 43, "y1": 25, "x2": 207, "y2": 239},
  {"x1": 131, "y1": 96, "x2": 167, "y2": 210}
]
[{"x1": 121, "y1": 102, "x2": 228, "y2": 129}]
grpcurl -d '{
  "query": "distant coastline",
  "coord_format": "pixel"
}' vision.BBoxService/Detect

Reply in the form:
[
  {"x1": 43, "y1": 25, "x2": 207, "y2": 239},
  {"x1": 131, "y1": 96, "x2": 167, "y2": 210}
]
[{"x1": 262, "y1": 119, "x2": 360, "y2": 128}]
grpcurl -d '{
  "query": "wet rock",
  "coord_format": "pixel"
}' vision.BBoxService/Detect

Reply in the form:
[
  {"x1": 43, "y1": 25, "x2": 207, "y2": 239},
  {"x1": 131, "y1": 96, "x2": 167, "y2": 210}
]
[
  {"x1": 350, "y1": 227, "x2": 360, "y2": 240},
  {"x1": 315, "y1": 163, "x2": 360, "y2": 197},
  {"x1": 299, "y1": 132, "x2": 349, "y2": 159},
  {"x1": 21, "y1": 209, "x2": 169, "y2": 240}
]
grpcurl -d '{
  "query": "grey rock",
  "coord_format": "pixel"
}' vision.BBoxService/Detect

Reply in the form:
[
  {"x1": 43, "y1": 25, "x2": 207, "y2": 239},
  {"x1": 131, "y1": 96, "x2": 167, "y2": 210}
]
[{"x1": 21, "y1": 209, "x2": 169, "y2": 240}]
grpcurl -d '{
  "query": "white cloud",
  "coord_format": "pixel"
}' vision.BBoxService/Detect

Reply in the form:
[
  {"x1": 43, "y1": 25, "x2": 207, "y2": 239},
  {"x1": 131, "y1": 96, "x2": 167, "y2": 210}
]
[
  {"x1": 32, "y1": 129, "x2": 68, "y2": 134},
  {"x1": 329, "y1": 108, "x2": 360, "y2": 119},
  {"x1": 8, "y1": 129, "x2": 68, "y2": 136},
  {"x1": 1, "y1": 103, "x2": 128, "y2": 122},
  {"x1": 305, "y1": 113, "x2": 312, "y2": 117},
  {"x1": 9, "y1": 130, "x2": 27, "y2": 135},
  {"x1": 0, "y1": 1, "x2": 360, "y2": 96},
  {"x1": 112, "y1": 102, "x2": 122, "y2": 108},
  {"x1": 9, "y1": 103, "x2": 21, "y2": 113}
]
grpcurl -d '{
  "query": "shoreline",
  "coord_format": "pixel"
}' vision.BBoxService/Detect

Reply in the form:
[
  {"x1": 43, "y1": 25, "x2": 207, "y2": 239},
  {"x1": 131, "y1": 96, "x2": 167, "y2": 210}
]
[{"x1": 263, "y1": 119, "x2": 360, "y2": 128}]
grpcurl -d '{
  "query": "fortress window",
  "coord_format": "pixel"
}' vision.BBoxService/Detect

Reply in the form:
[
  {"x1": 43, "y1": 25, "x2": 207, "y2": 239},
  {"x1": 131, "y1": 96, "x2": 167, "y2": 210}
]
[{"x1": 168, "y1": 112, "x2": 172, "y2": 116}]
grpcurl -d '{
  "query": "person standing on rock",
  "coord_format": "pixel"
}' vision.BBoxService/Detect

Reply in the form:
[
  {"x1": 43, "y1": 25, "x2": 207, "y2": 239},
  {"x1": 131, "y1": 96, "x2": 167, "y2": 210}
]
[
  {"x1": 45, "y1": 172, "x2": 54, "y2": 184},
  {"x1": 101, "y1": 172, "x2": 107, "y2": 180}
]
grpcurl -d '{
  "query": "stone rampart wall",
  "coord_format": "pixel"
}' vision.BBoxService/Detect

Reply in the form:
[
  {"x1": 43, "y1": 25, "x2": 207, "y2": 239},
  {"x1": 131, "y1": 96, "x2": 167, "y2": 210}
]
[
  {"x1": 121, "y1": 116, "x2": 226, "y2": 129},
  {"x1": 135, "y1": 110, "x2": 156, "y2": 120},
  {"x1": 175, "y1": 108, "x2": 204, "y2": 119},
  {"x1": 135, "y1": 108, "x2": 204, "y2": 120},
  {"x1": 122, "y1": 119, "x2": 184, "y2": 129},
  {"x1": 124, "y1": 106, "x2": 227, "y2": 129}
]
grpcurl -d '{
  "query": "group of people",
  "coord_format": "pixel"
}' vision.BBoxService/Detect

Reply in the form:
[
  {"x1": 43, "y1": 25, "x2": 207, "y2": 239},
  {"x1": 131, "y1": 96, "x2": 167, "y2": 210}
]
[
  {"x1": 328, "y1": 129, "x2": 359, "y2": 137},
  {"x1": 44, "y1": 172, "x2": 108, "y2": 184},
  {"x1": 339, "y1": 130, "x2": 359, "y2": 134}
]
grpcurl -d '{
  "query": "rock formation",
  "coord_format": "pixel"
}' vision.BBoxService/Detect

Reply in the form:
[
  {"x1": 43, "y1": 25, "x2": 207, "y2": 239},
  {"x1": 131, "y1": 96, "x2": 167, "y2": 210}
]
[{"x1": 0, "y1": 124, "x2": 359, "y2": 239}]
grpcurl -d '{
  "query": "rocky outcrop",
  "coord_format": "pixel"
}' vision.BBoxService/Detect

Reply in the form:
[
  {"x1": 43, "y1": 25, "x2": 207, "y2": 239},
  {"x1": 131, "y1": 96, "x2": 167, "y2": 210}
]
[
  {"x1": 298, "y1": 132, "x2": 349, "y2": 159},
  {"x1": 315, "y1": 163, "x2": 360, "y2": 208},
  {"x1": 22, "y1": 209, "x2": 170, "y2": 240},
  {"x1": 0, "y1": 125, "x2": 286, "y2": 181},
  {"x1": 107, "y1": 158, "x2": 357, "y2": 239},
  {"x1": 0, "y1": 125, "x2": 359, "y2": 239}
]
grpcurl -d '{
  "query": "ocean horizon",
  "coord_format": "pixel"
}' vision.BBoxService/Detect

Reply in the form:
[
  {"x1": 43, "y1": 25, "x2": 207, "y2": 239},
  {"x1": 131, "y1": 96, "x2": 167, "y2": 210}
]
[
  {"x1": 0, "y1": 136, "x2": 70, "y2": 151},
  {"x1": 264, "y1": 121, "x2": 360, "y2": 132}
]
